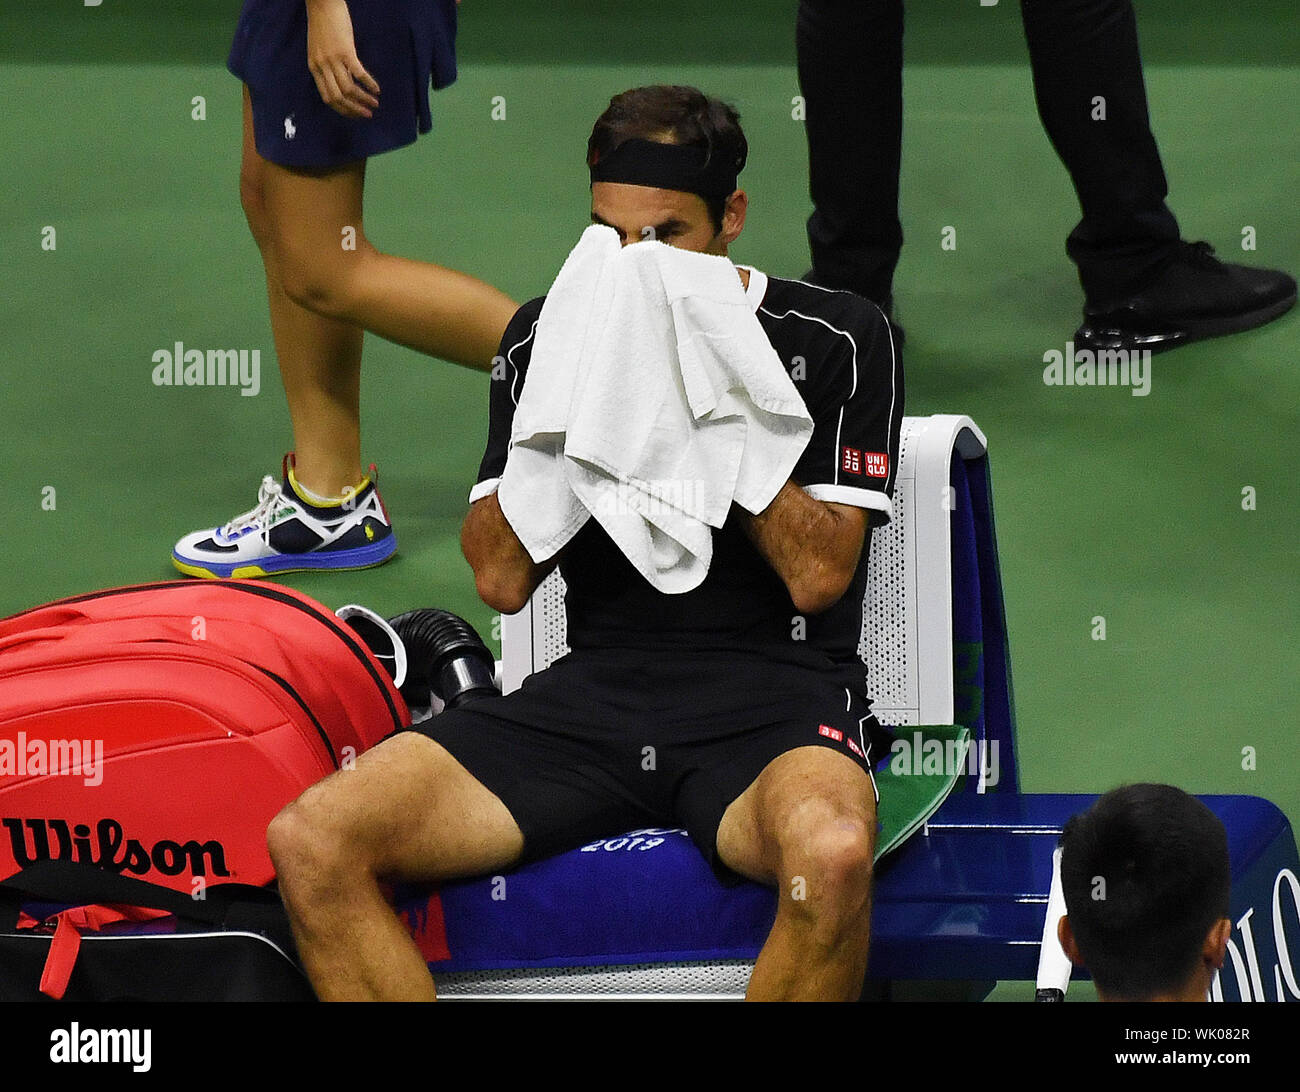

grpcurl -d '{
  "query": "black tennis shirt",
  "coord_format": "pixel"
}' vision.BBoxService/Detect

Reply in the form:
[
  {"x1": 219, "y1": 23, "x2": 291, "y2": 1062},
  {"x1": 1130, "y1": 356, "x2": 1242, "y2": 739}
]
[{"x1": 469, "y1": 266, "x2": 903, "y2": 695}]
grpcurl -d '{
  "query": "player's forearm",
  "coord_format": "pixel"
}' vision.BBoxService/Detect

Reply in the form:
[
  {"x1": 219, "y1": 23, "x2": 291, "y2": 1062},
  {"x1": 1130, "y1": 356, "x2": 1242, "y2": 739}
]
[
  {"x1": 460, "y1": 492, "x2": 556, "y2": 614},
  {"x1": 740, "y1": 480, "x2": 863, "y2": 615}
]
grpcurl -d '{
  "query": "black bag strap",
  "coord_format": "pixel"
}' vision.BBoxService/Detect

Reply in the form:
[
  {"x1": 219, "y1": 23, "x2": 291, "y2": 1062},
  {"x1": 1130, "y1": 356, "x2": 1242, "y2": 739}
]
[{"x1": 0, "y1": 860, "x2": 294, "y2": 951}]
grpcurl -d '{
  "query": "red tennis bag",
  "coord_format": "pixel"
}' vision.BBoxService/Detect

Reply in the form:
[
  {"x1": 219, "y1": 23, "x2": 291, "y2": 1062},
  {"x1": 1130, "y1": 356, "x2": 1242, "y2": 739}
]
[{"x1": 0, "y1": 580, "x2": 410, "y2": 893}]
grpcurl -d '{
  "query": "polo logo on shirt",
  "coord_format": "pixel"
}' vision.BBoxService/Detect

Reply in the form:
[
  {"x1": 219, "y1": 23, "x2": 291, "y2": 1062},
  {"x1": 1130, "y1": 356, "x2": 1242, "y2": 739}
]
[
  {"x1": 818, "y1": 724, "x2": 843, "y2": 742},
  {"x1": 863, "y1": 452, "x2": 890, "y2": 478},
  {"x1": 841, "y1": 447, "x2": 862, "y2": 475},
  {"x1": 284, "y1": 115, "x2": 296, "y2": 140}
]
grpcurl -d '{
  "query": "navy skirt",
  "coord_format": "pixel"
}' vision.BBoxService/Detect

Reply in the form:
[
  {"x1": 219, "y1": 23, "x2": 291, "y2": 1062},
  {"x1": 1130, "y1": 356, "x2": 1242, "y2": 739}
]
[{"x1": 229, "y1": 0, "x2": 458, "y2": 168}]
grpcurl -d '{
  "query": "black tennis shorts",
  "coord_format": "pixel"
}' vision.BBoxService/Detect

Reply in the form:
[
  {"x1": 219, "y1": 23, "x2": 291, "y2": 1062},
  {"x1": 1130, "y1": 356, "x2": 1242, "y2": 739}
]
[
  {"x1": 406, "y1": 647, "x2": 891, "y2": 883},
  {"x1": 229, "y1": 0, "x2": 458, "y2": 169}
]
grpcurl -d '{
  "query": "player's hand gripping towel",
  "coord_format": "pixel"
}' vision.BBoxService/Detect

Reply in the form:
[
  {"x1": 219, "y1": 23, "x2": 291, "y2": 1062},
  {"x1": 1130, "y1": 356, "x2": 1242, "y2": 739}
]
[{"x1": 498, "y1": 225, "x2": 813, "y2": 593}]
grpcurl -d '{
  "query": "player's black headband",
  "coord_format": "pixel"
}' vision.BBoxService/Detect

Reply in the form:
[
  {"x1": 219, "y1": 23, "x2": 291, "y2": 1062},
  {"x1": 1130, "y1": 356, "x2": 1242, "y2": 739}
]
[{"x1": 589, "y1": 138, "x2": 740, "y2": 199}]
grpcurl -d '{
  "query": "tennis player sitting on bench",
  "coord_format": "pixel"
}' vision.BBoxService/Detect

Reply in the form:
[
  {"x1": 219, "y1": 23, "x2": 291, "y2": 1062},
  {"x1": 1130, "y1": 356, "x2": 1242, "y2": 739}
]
[
  {"x1": 1058, "y1": 783, "x2": 1233, "y2": 1002},
  {"x1": 269, "y1": 84, "x2": 904, "y2": 1001}
]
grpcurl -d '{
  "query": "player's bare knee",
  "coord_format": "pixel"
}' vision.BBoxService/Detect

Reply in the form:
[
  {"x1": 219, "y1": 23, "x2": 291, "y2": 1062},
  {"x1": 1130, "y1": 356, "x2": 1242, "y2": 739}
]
[
  {"x1": 779, "y1": 819, "x2": 874, "y2": 922},
  {"x1": 267, "y1": 789, "x2": 359, "y2": 890},
  {"x1": 266, "y1": 798, "x2": 317, "y2": 881}
]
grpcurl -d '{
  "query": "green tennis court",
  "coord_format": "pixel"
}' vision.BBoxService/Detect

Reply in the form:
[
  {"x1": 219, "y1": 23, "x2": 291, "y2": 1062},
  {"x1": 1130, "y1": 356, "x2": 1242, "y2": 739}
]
[{"x1": 2, "y1": 0, "x2": 1295, "y2": 1001}]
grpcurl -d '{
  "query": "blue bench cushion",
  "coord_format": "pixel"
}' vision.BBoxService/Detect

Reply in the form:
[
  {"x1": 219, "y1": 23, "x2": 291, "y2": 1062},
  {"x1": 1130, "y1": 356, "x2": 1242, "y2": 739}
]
[{"x1": 399, "y1": 793, "x2": 1296, "y2": 995}]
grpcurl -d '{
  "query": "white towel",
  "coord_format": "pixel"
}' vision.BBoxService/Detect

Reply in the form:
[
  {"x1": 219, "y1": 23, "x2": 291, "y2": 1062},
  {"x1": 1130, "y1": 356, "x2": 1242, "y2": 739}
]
[{"x1": 497, "y1": 225, "x2": 813, "y2": 593}]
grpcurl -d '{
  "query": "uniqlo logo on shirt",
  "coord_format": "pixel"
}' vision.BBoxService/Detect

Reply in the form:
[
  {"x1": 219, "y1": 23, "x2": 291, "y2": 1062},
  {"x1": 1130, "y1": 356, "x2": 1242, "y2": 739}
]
[
  {"x1": 818, "y1": 724, "x2": 844, "y2": 742},
  {"x1": 863, "y1": 452, "x2": 889, "y2": 478},
  {"x1": 846, "y1": 737, "x2": 864, "y2": 758},
  {"x1": 841, "y1": 447, "x2": 861, "y2": 475}
]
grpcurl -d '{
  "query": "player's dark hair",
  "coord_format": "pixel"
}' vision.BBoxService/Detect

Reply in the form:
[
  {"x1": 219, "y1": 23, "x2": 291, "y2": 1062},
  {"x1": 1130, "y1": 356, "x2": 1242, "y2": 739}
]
[
  {"x1": 587, "y1": 85, "x2": 748, "y2": 233},
  {"x1": 1060, "y1": 783, "x2": 1230, "y2": 1000}
]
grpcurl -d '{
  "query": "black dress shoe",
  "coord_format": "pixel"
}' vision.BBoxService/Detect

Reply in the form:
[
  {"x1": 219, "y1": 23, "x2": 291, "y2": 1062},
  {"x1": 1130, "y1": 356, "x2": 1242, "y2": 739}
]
[
  {"x1": 1075, "y1": 241, "x2": 1297, "y2": 354},
  {"x1": 801, "y1": 269, "x2": 905, "y2": 348}
]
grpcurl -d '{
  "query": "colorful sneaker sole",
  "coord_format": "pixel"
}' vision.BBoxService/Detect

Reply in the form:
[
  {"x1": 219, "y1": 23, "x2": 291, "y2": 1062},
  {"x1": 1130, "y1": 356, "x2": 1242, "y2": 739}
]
[{"x1": 171, "y1": 533, "x2": 398, "y2": 580}]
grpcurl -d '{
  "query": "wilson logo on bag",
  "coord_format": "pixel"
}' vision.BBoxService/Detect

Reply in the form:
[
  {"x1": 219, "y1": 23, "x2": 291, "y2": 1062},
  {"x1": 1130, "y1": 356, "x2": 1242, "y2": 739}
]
[{"x1": 3, "y1": 818, "x2": 229, "y2": 878}]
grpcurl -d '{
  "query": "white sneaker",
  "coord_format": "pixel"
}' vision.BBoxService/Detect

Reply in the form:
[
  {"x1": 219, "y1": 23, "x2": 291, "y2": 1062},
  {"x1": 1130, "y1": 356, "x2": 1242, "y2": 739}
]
[{"x1": 171, "y1": 454, "x2": 397, "y2": 579}]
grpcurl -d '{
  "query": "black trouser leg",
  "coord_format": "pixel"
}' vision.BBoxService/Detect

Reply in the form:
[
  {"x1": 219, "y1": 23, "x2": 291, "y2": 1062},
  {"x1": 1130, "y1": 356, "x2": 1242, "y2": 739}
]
[
  {"x1": 797, "y1": 0, "x2": 904, "y2": 306},
  {"x1": 1020, "y1": 0, "x2": 1181, "y2": 303}
]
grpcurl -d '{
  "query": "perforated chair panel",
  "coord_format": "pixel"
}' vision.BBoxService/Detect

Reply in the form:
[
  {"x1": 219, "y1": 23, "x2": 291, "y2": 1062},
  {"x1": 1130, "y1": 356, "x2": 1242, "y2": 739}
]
[
  {"x1": 434, "y1": 960, "x2": 753, "y2": 1000},
  {"x1": 863, "y1": 469, "x2": 918, "y2": 726},
  {"x1": 535, "y1": 571, "x2": 569, "y2": 669}
]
